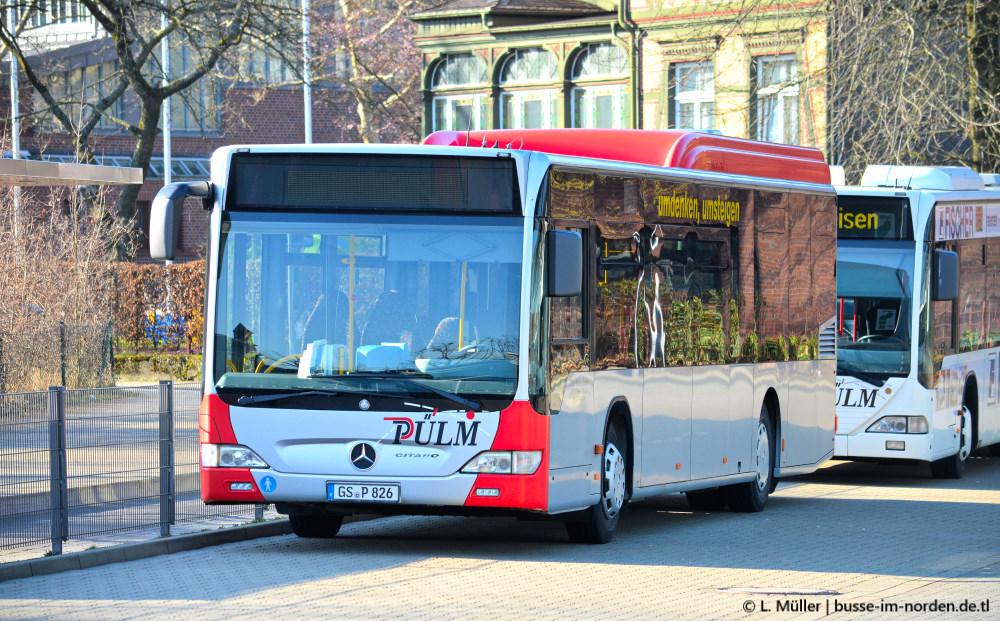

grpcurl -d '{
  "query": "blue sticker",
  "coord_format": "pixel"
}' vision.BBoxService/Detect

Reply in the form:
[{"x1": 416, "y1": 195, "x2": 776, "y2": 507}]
[{"x1": 260, "y1": 476, "x2": 276, "y2": 493}]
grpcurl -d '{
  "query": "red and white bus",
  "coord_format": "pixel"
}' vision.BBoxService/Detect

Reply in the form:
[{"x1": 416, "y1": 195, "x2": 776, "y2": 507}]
[{"x1": 151, "y1": 129, "x2": 837, "y2": 543}]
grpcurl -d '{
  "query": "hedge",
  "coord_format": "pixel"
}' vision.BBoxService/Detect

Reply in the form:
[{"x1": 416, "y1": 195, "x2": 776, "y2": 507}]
[
  {"x1": 114, "y1": 353, "x2": 203, "y2": 381},
  {"x1": 112, "y1": 260, "x2": 205, "y2": 353}
]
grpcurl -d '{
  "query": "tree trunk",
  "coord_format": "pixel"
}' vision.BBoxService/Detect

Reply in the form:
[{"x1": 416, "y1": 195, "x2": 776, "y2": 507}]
[{"x1": 113, "y1": 100, "x2": 163, "y2": 261}]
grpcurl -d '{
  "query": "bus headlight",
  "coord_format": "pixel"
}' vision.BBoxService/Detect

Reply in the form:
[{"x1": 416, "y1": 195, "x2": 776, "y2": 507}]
[
  {"x1": 867, "y1": 416, "x2": 928, "y2": 434},
  {"x1": 201, "y1": 444, "x2": 269, "y2": 468},
  {"x1": 461, "y1": 451, "x2": 542, "y2": 474}
]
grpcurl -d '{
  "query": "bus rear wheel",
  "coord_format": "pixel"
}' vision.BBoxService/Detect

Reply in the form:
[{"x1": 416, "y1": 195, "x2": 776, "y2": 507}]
[
  {"x1": 289, "y1": 514, "x2": 344, "y2": 538},
  {"x1": 725, "y1": 405, "x2": 774, "y2": 512},
  {"x1": 566, "y1": 421, "x2": 627, "y2": 544}
]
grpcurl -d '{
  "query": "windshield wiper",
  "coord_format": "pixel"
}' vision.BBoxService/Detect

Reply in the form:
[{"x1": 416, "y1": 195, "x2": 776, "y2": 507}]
[
  {"x1": 319, "y1": 373, "x2": 482, "y2": 411},
  {"x1": 236, "y1": 387, "x2": 398, "y2": 406},
  {"x1": 836, "y1": 364, "x2": 887, "y2": 388},
  {"x1": 238, "y1": 390, "x2": 342, "y2": 406}
]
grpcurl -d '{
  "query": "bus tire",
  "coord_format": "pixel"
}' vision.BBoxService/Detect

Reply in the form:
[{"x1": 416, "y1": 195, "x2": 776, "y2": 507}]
[
  {"x1": 685, "y1": 488, "x2": 727, "y2": 511},
  {"x1": 289, "y1": 514, "x2": 344, "y2": 538},
  {"x1": 566, "y1": 421, "x2": 627, "y2": 544},
  {"x1": 930, "y1": 405, "x2": 971, "y2": 479},
  {"x1": 725, "y1": 405, "x2": 774, "y2": 512}
]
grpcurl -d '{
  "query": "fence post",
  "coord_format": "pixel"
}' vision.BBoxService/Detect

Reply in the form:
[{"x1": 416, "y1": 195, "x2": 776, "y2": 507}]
[
  {"x1": 48, "y1": 386, "x2": 68, "y2": 555},
  {"x1": 159, "y1": 380, "x2": 175, "y2": 537},
  {"x1": 108, "y1": 321, "x2": 116, "y2": 386},
  {"x1": 59, "y1": 321, "x2": 67, "y2": 387},
  {"x1": 0, "y1": 331, "x2": 5, "y2": 394}
]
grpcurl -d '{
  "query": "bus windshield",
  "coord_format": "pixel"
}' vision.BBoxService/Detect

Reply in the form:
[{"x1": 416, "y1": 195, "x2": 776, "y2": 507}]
[
  {"x1": 836, "y1": 247, "x2": 915, "y2": 378},
  {"x1": 212, "y1": 212, "x2": 523, "y2": 408}
]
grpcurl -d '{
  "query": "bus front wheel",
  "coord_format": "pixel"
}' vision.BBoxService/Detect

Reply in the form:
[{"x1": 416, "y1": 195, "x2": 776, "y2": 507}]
[
  {"x1": 566, "y1": 421, "x2": 627, "y2": 544},
  {"x1": 725, "y1": 405, "x2": 774, "y2": 512}
]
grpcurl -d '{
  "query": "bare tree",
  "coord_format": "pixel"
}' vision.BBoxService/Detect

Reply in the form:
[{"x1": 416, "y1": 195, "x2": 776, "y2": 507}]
[
  {"x1": 306, "y1": 0, "x2": 428, "y2": 143},
  {"x1": 827, "y1": 0, "x2": 1000, "y2": 180},
  {"x1": 0, "y1": 174, "x2": 128, "y2": 389},
  {"x1": 0, "y1": 0, "x2": 302, "y2": 259}
]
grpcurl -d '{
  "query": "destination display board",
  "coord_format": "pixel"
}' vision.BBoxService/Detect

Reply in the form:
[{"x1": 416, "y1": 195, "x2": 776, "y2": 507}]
[{"x1": 837, "y1": 196, "x2": 912, "y2": 240}]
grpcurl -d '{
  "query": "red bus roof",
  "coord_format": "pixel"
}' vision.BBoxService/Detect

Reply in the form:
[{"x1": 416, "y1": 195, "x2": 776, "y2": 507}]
[{"x1": 422, "y1": 129, "x2": 830, "y2": 185}]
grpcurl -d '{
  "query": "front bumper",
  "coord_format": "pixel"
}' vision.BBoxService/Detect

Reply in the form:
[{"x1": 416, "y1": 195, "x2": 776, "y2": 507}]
[{"x1": 834, "y1": 431, "x2": 932, "y2": 461}]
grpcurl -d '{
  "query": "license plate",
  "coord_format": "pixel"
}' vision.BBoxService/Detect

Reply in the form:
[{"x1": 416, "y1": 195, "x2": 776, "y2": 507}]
[{"x1": 328, "y1": 482, "x2": 400, "y2": 503}]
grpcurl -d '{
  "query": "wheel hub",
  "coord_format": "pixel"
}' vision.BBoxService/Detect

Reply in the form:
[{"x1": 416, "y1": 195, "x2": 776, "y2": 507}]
[
  {"x1": 755, "y1": 422, "x2": 770, "y2": 491},
  {"x1": 602, "y1": 442, "x2": 626, "y2": 519}
]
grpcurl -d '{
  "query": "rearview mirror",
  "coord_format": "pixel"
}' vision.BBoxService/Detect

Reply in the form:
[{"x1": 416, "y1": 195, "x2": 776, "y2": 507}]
[{"x1": 150, "y1": 182, "x2": 212, "y2": 260}]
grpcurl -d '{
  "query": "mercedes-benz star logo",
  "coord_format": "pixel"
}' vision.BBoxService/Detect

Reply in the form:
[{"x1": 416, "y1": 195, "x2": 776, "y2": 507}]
[
  {"x1": 350, "y1": 442, "x2": 377, "y2": 471},
  {"x1": 359, "y1": 399, "x2": 371, "y2": 411}
]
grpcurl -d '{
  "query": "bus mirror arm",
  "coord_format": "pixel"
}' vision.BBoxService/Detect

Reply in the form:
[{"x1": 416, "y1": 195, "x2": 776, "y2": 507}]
[
  {"x1": 547, "y1": 230, "x2": 583, "y2": 297},
  {"x1": 932, "y1": 250, "x2": 958, "y2": 301},
  {"x1": 150, "y1": 182, "x2": 214, "y2": 261}
]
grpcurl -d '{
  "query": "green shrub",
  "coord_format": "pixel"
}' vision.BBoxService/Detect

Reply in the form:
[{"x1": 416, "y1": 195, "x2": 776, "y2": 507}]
[{"x1": 114, "y1": 353, "x2": 203, "y2": 381}]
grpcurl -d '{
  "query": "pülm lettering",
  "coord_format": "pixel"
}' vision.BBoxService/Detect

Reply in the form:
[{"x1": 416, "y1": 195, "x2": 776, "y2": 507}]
[{"x1": 837, "y1": 387, "x2": 878, "y2": 408}]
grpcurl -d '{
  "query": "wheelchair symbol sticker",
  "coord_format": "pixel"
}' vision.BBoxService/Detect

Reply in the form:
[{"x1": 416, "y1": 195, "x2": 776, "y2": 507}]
[{"x1": 260, "y1": 476, "x2": 276, "y2": 493}]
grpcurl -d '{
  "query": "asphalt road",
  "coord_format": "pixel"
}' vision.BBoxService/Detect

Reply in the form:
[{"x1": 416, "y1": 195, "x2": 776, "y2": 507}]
[{"x1": 1, "y1": 456, "x2": 998, "y2": 620}]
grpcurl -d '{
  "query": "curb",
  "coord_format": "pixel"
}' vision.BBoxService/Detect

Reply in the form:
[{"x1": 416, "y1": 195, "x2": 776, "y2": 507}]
[{"x1": 0, "y1": 519, "x2": 298, "y2": 583}]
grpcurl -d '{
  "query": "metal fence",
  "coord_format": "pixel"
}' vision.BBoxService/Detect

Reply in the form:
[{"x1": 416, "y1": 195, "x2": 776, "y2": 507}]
[{"x1": 0, "y1": 381, "x2": 262, "y2": 554}]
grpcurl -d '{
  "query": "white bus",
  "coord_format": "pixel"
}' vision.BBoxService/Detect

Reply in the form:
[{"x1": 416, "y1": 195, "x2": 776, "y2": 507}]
[
  {"x1": 151, "y1": 129, "x2": 837, "y2": 543},
  {"x1": 835, "y1": 165, "x2": 1000, "y2": 477}
]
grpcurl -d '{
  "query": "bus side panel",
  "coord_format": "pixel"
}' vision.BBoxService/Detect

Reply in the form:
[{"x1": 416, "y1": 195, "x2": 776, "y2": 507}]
[
  {"x1": 784, "y1": 360, "x2": 823, "y2": 466},
  {"x1": 690, "y1": 365, "x2": 730, "y2": 480},
  {"x1": 640, "y1": 367, "x2": 692, "y2": 487},
  {"x1": 548, "y1": 371, "x2": 598, "y2": 513},
  {"x1": 933, "y1": 353, "x2": 976, "y2": 460},
  {"x1": 982, "y1": 350, "x2": 1000, "y2": 448},
  {"x1": 727, "y1": 365, "x2": 755, "y2": 475},
  {"x1": 592, "y1": 369, "x2": 643, "y2": 489},
  {"x1": 752, "y1": 363, "x2": 786, "y2": 465}
]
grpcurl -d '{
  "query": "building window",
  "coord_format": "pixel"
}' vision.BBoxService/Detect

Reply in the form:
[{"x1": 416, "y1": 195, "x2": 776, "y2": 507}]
[
  {"x1": 433, "y1": 94, "x2": 489, "y2": 132},
  {"x1": 570, "y1": 43, "x2": 628, "y2": 129},
  {"x1": 499, "y1": 49, "x2": 557, "y2": 129},
  {"x1": 432, "y1": 54, "x2": 488, "y2": 88},
  {"x1": 673, "y1": 61, "x2": 714, "y2": 131},
  {"x1": 755, "y1": 55, "x2": 799, "y2": 144},
  {"x1": 169, "y1": 46, "x2": 221, "y2": 132},
  {"x1": 430, "y1": 54, "x2": 489, "y2": 132},
  {"x1": 33, "y1": 60, "x2": 121, "y2": 131}
]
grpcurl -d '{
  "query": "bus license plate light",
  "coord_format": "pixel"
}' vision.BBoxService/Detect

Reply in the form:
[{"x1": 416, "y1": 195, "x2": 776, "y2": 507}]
[{"x1": 328, "y1": 482, "x2": 400, "y2": 503}]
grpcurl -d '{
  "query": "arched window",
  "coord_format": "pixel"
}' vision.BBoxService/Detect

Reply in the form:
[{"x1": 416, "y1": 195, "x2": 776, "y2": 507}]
[
  {"x1": 432, "y1": 54, "x2": 488, "y2": 88},
  {"x1": 570, "y1": 43, "x2": 629, "y2": 129},
  {"x1": 430, "y1": 54, "x2": 489, "y2": 132},
  {"x1": 498, "y1": 49, "x2": 558, "y2": 129}
]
